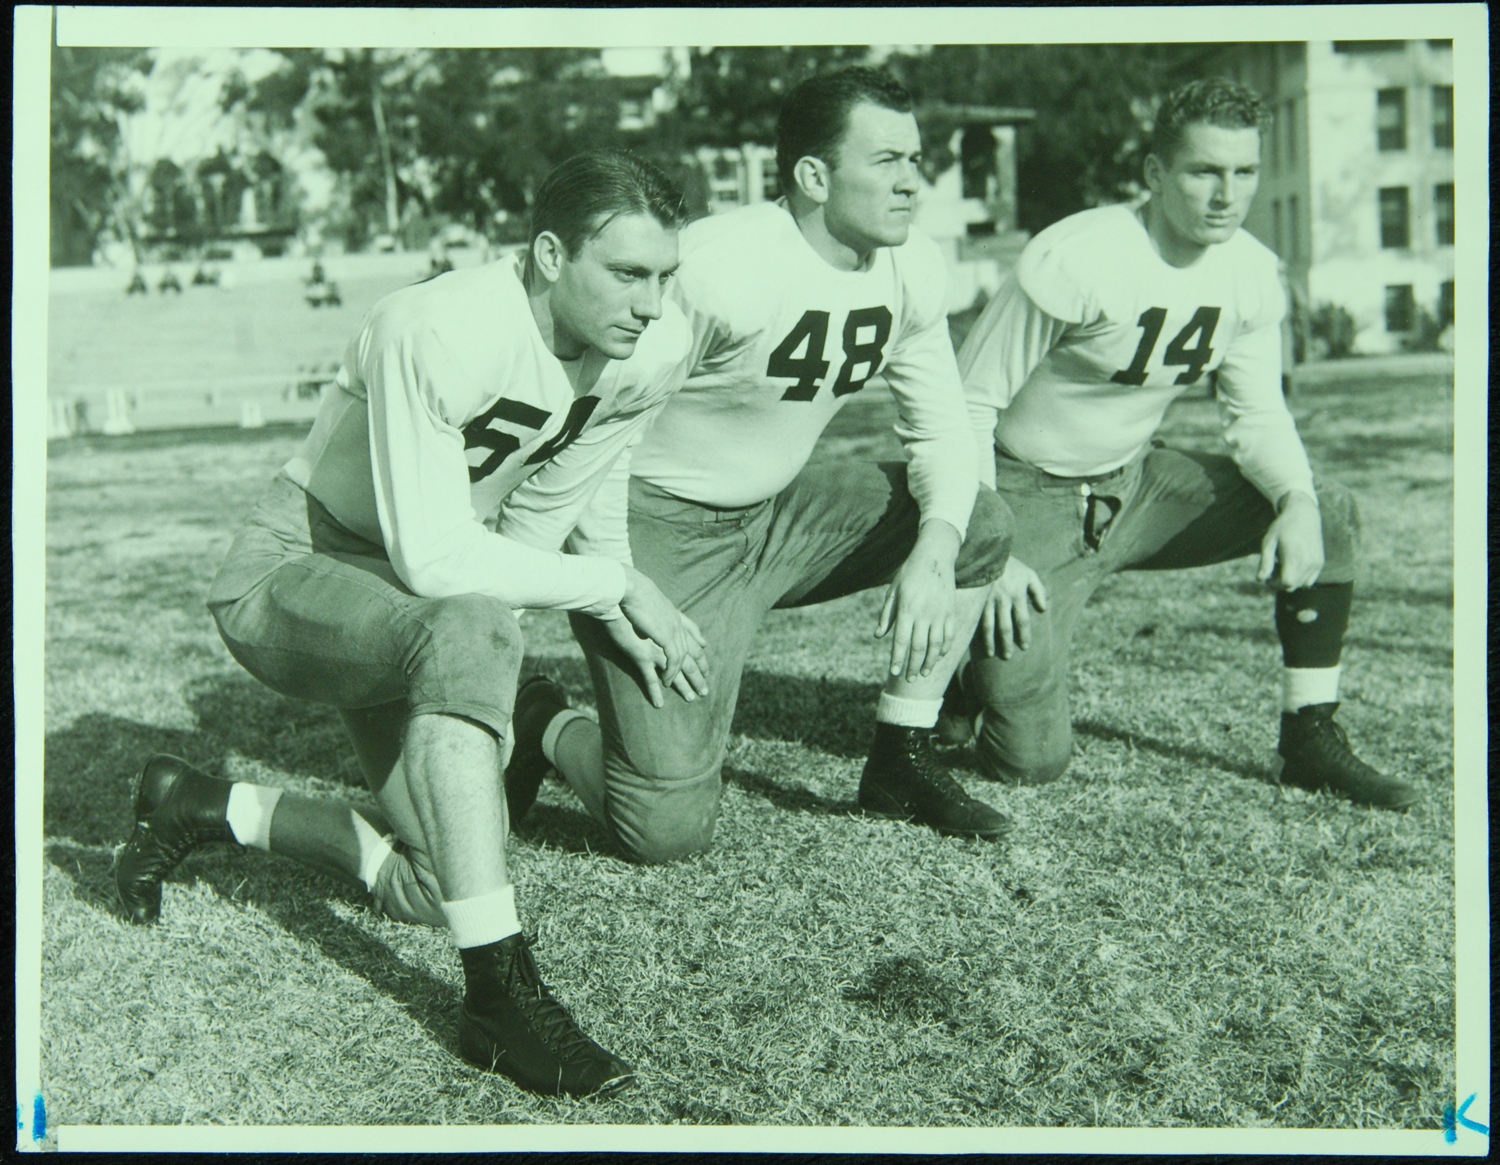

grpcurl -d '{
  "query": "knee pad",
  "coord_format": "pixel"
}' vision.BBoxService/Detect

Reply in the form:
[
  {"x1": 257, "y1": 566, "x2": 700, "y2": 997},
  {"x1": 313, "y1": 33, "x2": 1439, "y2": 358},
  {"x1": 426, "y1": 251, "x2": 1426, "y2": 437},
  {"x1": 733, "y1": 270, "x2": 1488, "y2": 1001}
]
[
  {"x1": 623, "y1": 819, "x2": 718, "y2": 866},
  {"x1": 956, "y1": 487, "x2": 1016, "y2": 589},
  {"x1": 422, "y1": 593, "x2": 525, "y2": 674},
  {"x1": 973, "y1": 685, "x2": 1074, "y2": 786},
  {"x1": 1315, "y1": 483, "x2": 1359, "y2": 583},
  {"x1": 606, "y1": 760, "x2": 722, "y2": 865},
  {"x1": 409, "y1": 594, "x2": 523, "y2": 734},
  {"x1": 370, "y1": 842, "x2": 448, "y2": 928}
]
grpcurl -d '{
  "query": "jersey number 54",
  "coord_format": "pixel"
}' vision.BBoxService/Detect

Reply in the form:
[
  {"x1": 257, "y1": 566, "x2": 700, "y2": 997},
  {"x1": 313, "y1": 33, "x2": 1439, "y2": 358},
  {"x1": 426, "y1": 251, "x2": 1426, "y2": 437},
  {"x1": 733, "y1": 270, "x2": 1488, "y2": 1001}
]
[{"x1": 767, "y1": 307, "x2": 894, "y2": 401}]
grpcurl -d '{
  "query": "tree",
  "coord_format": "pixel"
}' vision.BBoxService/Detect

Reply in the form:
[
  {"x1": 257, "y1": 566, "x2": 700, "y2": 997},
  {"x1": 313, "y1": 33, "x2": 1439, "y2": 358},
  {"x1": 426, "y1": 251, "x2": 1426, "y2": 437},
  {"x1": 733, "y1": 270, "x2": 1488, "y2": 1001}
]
[
  {"x1": 144, "y1": 157, "x2": 198, "y2": 243},
  {"x1": 49, "y1": 43, "x2": 151, "y2": 265},
  {"x1": 887, "y1": 44, "x2": 1204, "y2": 233},
  {"x1": 665, "y1": 46, "x2": 872, "y2": 154},
  {"x1": 221, "y1": 48, "x2": 634, "y2": 249}
]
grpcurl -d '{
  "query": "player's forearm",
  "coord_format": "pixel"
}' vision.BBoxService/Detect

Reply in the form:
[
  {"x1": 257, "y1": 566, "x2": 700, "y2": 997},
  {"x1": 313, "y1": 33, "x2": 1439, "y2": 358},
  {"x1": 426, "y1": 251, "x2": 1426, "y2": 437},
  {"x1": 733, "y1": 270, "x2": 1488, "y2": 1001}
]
[
  {"x1": 902, "y1": 439, "x2": 979, "y2": 539},
  {"x1": 395, "y1": 530, "x2": 628, "y2": 616},
  {"x1": 1214, "y1": 322, "x2": 1317, "y2": 505},
  {"x1": 562, "y1": 450, "x2": 634, "y2": 568},
  {"x1": 888, "y1": 366, "x2": 980, "y2": 538},
  {"x1": 1223, "y1": 411, "x2": 1316, "y2": 498},
  {"x1": 910, "y1": 517, "x2": 963, "y2": 568},
  {"x1": 966, "y1": 400, "x2": 1000, "y2": 490},
  {"x1": 1219, "y1": 409, "x2": 1318, "y2": 506}
]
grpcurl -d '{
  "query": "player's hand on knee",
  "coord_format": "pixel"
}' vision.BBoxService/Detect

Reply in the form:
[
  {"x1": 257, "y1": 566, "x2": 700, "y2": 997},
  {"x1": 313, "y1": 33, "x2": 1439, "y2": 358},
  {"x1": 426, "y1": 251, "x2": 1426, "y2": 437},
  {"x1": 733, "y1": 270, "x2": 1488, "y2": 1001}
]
[
  {"x1": 1259, "y1": 491, "x2": 1325, "y2": 591},
  {"x1": 878, "y1": 557, "x2": 957, "y2": 682},
  {"x1": 618, "y1": 568, "x2": 709, "y2": 705},
  {"x1": 674, "y1": 613, "x2": 710, "y2": 700},
  {"x1": 980, "y1": 557, "x2": 1048, "y2": 660},
  {"x1": 600, "y1": 615, "x2": 673, "y2": 708}
]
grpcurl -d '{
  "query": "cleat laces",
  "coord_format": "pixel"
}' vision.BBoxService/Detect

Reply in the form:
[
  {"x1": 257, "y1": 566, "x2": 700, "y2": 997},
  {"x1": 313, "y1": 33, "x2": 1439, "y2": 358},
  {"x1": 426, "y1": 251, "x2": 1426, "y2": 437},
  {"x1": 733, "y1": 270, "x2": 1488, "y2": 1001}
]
[{"x1": 500, "y1": 937, "x2": 599, "y2": 1063}]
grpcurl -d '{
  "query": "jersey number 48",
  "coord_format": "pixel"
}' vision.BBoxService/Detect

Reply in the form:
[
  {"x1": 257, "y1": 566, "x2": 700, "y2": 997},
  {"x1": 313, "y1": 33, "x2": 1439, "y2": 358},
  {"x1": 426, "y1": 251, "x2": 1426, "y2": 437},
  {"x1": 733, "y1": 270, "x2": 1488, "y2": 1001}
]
[{"x1": 767, "y1": 307, "x2": 894, "y2": 401}]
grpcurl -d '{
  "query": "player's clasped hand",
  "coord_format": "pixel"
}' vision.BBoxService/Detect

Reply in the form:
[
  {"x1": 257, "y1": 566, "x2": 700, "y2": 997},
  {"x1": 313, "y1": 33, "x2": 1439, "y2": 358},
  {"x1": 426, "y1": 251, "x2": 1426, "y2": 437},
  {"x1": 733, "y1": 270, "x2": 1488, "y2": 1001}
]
[
  {"x1": 617, "y1": 566, "x2": 710, "y2": 708},
  {"x1": 980, "y1": 556, "x2": 1048, "y2": 659},
  {"x1": 1258, "y1": 490, "x2": 1325, "y2": 591},
  {"x1": 877, "y1": 522, "x2": 961, "y2": 682}
]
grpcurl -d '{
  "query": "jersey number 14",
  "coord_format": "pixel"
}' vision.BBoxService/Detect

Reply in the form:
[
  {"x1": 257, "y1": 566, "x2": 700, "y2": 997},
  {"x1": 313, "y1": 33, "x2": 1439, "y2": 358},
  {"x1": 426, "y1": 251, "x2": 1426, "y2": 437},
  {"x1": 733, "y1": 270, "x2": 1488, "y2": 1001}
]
[
  {"x1": 1111, "y1": 306, "x2": 1222, "y2": 386},
  {"x1": 767, "y1": 307, "x2": 894, "y2": 401}
]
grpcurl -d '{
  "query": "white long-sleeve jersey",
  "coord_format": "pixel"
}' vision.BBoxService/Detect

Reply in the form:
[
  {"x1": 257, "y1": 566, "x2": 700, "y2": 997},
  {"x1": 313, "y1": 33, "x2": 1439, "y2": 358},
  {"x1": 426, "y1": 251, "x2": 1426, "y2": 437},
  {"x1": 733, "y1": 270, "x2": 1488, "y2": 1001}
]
[
  {"x1": 961, "y1": 204, "x2": 1316, "y2": 505},
  {"x1": 627, "y1": 201, "x2": 978, "y2": 538},
  {"x1": 281, "y1": 255, "x2": 690, "y2": 617}
]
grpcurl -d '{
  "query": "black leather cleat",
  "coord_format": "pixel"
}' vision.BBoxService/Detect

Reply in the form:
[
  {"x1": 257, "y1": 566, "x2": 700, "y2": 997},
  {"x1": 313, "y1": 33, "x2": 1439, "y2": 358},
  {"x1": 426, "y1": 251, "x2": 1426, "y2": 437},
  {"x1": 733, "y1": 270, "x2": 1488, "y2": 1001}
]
[
  {"x1": 457, "y1": 933, "x2": 634, "y2": 1097},
  {"x1": 115, "y1": 755, "x2": 236, "y2": 925},
  {"x1": 858, "y1": 723, "x2": 1011, "y2": 840},
  {"x1": 505, "y1": 676, "x2": 571, "y2": 825},
  {"x1": 1275, "y1": 702, "x2": 1420, "y2": 810}
]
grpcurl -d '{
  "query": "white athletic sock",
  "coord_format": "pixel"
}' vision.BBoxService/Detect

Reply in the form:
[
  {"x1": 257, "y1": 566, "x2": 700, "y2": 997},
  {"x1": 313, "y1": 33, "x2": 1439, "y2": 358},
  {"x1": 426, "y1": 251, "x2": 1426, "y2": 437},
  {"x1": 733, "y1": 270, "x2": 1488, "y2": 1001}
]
[
  {"x1": 441, "y1": 883, "x2": 522, "y2": 949},
  {"x1": 225, "y1": 783, "x2": 283, "y2": 851},
  {"x1": 541, "y1": 709, "x2": 593, "y2": 766},
  {"x1": 876, "y1": 693, "x2": 943, "y2": 729},
  {"x1": 351, "y1": 814, "x2": 397, "y2": 894},
  {"x1": 1283, "y1": 665, "x2": 1341, "y2": 712}
]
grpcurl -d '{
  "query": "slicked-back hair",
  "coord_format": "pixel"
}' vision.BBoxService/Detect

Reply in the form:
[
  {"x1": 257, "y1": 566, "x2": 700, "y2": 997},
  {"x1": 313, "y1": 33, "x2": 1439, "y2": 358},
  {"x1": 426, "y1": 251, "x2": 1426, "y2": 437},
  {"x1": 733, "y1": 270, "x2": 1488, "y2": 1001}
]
[
  {"x1": 525, "y1": 150, "x2": 687, "y2": 279},
  {"x1": 1149, "y1": 78, "x2": 1271, "y2": 164},
  {"x1": 775, "y1": 66, "x2": 915, "y2": 194}
]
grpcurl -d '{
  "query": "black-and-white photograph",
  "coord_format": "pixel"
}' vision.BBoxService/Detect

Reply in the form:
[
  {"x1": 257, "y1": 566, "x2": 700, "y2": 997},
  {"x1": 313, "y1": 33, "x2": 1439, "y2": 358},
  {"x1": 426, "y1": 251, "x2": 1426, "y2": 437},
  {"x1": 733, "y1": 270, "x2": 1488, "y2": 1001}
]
[{"x1": 14, "y1": 4, "x2": 1488, "y2": 1153}]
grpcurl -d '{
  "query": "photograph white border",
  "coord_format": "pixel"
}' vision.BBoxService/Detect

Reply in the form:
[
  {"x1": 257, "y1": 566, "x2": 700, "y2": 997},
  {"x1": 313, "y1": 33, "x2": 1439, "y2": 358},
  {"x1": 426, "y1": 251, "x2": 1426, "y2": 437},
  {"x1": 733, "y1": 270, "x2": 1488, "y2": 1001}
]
[{"x1": 14, "y1": 3, "x2": 1489, "y2": 1154}]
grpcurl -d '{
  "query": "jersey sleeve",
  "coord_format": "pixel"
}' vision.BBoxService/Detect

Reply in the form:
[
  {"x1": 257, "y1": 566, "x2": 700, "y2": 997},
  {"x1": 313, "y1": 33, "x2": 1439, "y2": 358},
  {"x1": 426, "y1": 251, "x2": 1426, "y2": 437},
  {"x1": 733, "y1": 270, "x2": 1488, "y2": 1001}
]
[
  {"x1": 493, "y1": 397, "x2": 669, "y2": 609},
  {"x1": 881, "y1": 240, "x2": 977, "y2": 537},
  {"x1": 1013, "y1": 221, "x2": 1098, "y2": 325},
  {"x1": 356, "y1": 313, "x2": 627, "y2": 616},
  {"x1": 956, "y1": 276, "x2": 1071, "y2": 489},
  {"x1": 1211, "y1": 268, "x2": 1317, "y2": 504},
  {"x1": 667, "y1": 261, "x2": 736, "y2": 379}
]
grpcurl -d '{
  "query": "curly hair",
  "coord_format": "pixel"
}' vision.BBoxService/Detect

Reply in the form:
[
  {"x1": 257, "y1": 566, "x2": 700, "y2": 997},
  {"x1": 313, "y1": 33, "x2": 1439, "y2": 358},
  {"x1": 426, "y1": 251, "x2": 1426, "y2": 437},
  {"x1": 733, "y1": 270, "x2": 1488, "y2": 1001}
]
[
  {"x1": 775, "y1": 66, "x2": 914, "y2": 193},
  {"x1": 1149, "y1": 78, "x2": 1271, "y2": 162}
]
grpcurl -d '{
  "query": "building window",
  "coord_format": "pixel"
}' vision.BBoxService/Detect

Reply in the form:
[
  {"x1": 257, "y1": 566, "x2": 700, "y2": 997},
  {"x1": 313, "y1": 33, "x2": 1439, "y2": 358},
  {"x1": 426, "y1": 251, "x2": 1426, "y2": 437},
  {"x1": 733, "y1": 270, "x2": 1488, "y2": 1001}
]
[
  {"x1": 1384, "y1": 285, "x2": 1415, "y2": 333},
  {"x1": 1376, "y1": 88, "x2": 1407, "y2": 150},
  {"x1": 1284, "y1": 98, "x2": 1298, "y2": 166},
  {"x1": 1288, "y1": 194, "x2": 1300, "y2": 260},
  {"x1": 1379, "y1": 187, "x2": 1410, "y2": 248},
  {"x1": 1438, "y1": 280, "x2": 1454, "y2": 327},
  {"x1": 1432, "y1": 85, "x2": 1454, "y2": 148},
  {"x1": 1434, "y1": 183, "x2": 1454, "y2": 245},
  {"x1": 1271, "y1": 199, "x2": 1283, "y2": 255}
]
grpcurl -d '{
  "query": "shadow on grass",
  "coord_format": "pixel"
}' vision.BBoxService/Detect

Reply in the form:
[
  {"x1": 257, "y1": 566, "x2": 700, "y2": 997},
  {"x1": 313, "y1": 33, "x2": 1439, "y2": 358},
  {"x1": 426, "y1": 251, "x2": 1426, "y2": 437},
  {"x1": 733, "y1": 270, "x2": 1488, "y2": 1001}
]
[
  {"x1": 1074, "y1": 718, "x2": 1268, "y2": 783},
  {"x1": 1224, "y1": 579, "x2": 1454, "y2": 608},
  {"x1": 45, "y1": 839, "x2": 462, "y2": 1057},
  {"x1": 526, "y1": 655, "x2": 882, "y2": 762},
  {"x1": 192, "y1": 860, "x2": 462, "y2": 1056},
  {"x1": 723, "y1": 764, "x2": 859, "y2": 818},
  {"x1": 734, "y1": 669, "x2": 880, "y2": 759},
  {"x1": 45, "y1": 715, "x2": 217, "y2": 848},
  {"x1": 1179, "y1": 623, "x2": 1452, "y2": 666},
  {"x1": 44, "y1": 677, "x2": 358, "y2": 849},
  {"x1": 1309, "y1": 430, "x2": 1453, "y2": 473}
]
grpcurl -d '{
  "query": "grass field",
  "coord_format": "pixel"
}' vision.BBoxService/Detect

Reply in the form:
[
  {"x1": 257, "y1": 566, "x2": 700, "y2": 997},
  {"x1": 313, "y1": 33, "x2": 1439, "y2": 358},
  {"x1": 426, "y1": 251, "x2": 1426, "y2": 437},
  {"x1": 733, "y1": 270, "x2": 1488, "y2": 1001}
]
[{"x1": 40, "y1": 359, "x2": 1455, "y2": 1132}]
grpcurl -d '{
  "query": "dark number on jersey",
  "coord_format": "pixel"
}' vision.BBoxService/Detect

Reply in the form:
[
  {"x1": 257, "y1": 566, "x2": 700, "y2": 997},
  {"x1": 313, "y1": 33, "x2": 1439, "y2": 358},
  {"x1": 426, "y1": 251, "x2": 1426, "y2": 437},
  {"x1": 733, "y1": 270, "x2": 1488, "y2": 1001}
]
[
  {"x1": 766, "y1": 306, "x2": 894, "y2": 401},
  {"x1": 462, "y1": 394, "x2": 599, "y2": 483},
  {"x1": 1111, "y1": 306, "x2": 1223, "y2": 386}
]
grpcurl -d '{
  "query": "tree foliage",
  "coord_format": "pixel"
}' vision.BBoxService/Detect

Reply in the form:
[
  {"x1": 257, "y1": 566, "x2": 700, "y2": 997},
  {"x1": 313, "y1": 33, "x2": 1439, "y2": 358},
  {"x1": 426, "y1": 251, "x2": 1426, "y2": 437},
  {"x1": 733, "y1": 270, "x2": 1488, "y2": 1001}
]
[
  {"x1": 53, "y1": 43, "x2": 1210, "y2": 263},
  {"x1": 221, "y1": 48, "x2": 642, "y2": 248},
  {"x1": 50, "y1": 44, "x2": 151, "y2": 265},
  {"x1": 886, "y1": 44, "x2": 1195, "y2": 232}
]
